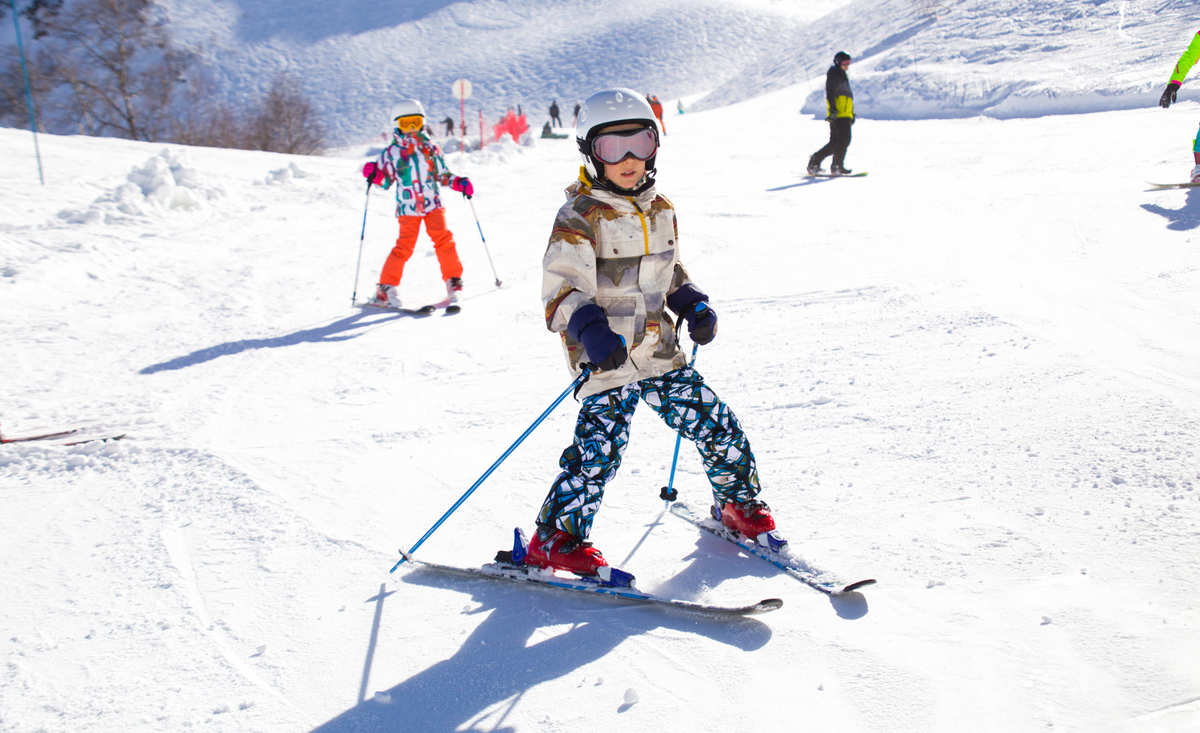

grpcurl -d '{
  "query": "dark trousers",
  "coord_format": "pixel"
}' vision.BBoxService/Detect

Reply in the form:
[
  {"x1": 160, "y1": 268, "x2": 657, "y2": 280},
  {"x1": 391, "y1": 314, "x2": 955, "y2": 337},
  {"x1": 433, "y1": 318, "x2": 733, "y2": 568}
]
[{"x1": 811, "y1": 118, "x2": 853, "y2": 169}]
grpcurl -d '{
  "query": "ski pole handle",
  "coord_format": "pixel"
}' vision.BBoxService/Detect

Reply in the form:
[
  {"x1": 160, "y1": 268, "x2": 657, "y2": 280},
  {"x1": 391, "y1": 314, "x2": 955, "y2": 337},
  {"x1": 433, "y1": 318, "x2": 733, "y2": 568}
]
[{"x1": 390, "y1": 366, "x2": 593, "y2": 571}]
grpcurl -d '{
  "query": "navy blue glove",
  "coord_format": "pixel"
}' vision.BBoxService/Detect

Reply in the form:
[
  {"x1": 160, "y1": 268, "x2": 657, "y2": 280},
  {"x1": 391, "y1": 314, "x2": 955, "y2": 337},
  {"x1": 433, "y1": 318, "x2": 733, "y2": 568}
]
[
  {"x1": 667, "y1": 284, "x2": 718, "y2": 345},
  {"x1": 568, "y1": 303, "x2": 627, "y2": 372}
]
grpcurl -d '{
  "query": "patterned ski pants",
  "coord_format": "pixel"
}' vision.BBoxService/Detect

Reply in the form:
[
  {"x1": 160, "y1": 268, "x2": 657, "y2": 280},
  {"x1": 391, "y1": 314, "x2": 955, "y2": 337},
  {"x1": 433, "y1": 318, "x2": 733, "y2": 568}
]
[{"x1": 537, "y1": 366, "x2": 760, "y2": 539}]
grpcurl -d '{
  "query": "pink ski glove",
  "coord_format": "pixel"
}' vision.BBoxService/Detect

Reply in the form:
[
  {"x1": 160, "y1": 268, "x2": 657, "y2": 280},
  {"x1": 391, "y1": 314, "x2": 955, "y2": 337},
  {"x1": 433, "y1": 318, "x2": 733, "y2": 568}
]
[
  {"x1": 451, "y1": 176, "x2": 474, "y2": 198},
  {"x1": 362, "y1": 162, "x2": 386, "y2": 186}
]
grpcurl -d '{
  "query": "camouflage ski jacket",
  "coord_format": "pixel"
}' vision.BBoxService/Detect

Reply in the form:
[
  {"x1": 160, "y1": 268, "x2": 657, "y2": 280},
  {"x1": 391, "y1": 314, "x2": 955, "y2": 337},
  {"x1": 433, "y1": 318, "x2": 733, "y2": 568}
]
[
  {"x1": 373, "y1": 131, "x2": 464, "y2": 218},
  {"x1": 542, "y1": 170, "x2": 696, "y2": 399},
  {"x1": 1170, "y1": 31, "x2": 1200, "y2": 86}
]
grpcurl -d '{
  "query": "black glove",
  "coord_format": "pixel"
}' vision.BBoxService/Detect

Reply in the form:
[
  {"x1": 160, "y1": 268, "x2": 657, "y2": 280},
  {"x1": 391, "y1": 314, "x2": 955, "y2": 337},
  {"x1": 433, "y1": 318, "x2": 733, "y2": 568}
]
[
  {"x1": 1161, "y1": 81, "x2": 1180, "y2": 108},
  {"x1": 667, "y1": 283, "x2": 718, "y2": 345},
  {"x1": 568, "y1": 303, "x2": 627, "y2": 372},
  {"x1": 682, "y1": 302, "x2": 718, "y2": 345}
]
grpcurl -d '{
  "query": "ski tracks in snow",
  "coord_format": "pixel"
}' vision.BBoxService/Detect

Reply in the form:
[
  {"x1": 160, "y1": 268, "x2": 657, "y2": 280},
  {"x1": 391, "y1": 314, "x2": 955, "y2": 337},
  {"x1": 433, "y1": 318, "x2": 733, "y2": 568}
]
[{"x1": 160, "y1": 525, "x2": 298, "y2": 711}]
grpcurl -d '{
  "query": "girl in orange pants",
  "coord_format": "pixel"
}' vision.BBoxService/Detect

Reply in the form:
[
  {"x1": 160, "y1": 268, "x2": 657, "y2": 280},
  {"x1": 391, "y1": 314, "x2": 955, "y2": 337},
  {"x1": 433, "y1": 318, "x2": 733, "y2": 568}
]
[{"x1": 378, "y1": 208, "x2": 463, "y2": 289}]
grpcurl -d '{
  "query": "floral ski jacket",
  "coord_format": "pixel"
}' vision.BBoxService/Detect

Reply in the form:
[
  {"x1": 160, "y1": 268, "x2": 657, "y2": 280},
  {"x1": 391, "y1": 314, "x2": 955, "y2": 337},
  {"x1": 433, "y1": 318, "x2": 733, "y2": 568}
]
[
  {"x1": 372, "y1": 130, "x2": 464, "y2": 218},
  {"x1": 542, "y1": 170, "x2": 697, "y2": 399}
]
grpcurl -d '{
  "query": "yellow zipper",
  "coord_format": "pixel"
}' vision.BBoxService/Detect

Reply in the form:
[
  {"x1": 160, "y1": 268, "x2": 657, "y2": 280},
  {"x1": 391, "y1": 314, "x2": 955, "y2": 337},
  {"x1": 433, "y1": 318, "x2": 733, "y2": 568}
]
[{"x1": 628, "y1": 197, "x2": 649, "y2": 255}]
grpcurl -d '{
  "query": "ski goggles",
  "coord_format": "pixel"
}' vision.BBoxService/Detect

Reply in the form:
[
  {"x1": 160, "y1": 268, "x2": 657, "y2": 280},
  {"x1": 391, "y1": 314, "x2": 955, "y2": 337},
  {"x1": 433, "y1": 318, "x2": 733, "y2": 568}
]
[
  {"x1": 590, "y1": 127, "x2": 658, "y2": 165},
  {"x1": 395, "y1": 114, "x2": 424, "y2": 132}
]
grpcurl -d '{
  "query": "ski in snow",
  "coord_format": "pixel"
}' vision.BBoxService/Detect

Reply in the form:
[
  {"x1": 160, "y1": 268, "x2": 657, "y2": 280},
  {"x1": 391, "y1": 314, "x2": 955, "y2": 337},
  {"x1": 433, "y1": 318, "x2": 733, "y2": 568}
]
[
  {"x1": 668, "y1": 502, "x2": 875, "y2": 597},
  {"x1": 0, "y1": 424, "x2": 126, "y2": 446},
  {"x1": 393, "y1": 547, "x2": 783, "y2": 618},
  {"x1": 1146, "y1": 181, "x2": 1200, "y2": 190},
  {"x1": 359, "y1": 297, "x2": 461, "y2": 316}
]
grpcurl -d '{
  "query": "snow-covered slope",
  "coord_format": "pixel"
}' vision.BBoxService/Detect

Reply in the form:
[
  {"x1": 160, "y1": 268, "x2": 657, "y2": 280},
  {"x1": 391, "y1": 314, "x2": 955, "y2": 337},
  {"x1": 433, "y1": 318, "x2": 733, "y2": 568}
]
[
  {"x1": 159, "y1": 0, "x2": 847, "y2": 146},
  {"x1": 699, "y1": 0, "x2": 1200, "y2": 118},
  {"x1": 4, "y1": 90, "x2": 1200, "y2": 731},
  {"x1": 4, "y1": 2, "x2": 1200, "y2": 732}
]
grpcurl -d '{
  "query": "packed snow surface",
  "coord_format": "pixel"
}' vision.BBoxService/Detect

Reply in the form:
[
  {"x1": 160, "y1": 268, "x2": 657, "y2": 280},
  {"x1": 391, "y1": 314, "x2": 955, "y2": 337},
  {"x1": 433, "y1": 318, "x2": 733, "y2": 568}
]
[{"x1": 3, "y1": 2, "x2": 1200, "y2": 732}]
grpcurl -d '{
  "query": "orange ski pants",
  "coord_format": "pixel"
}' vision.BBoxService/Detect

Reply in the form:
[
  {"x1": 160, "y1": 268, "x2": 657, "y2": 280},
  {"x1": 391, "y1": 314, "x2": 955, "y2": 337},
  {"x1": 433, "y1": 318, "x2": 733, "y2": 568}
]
[{"x1": 378, "y1": 208, "x2": 463, "y2": 286}]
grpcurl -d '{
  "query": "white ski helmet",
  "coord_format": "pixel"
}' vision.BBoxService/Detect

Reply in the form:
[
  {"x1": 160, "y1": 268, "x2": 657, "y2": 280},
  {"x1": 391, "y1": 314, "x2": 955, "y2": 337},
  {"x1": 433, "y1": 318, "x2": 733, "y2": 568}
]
[
  {"x1": 389, "y1": 98, "x2": 426, "y2": 124},
  {"x1": 575, "y1": 88, "x2": 660, "y2": 180}
]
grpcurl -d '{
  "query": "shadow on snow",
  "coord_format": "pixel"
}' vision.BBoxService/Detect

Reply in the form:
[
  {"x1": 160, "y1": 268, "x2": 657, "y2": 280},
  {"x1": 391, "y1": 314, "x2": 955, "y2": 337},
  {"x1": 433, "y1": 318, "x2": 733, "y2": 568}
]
[
  {"x1": 1141, "y1": 188, "x2": 1200, "y2": 231},
  {"x1": 314, "y1": 565, "x2": 775, "y2": 733},
  {"x1": 316, "y1": 520, "x2": 870, "y2": 733},
  {"x1": 139, "y1": 310, "x2": 407, "y2": 374}
]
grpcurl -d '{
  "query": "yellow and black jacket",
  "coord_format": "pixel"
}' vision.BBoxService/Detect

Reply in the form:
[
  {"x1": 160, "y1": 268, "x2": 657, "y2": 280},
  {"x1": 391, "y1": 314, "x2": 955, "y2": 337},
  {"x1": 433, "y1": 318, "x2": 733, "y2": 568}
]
[{"x1": 825, "y1": 64, "x2": 855, "y2": 121}]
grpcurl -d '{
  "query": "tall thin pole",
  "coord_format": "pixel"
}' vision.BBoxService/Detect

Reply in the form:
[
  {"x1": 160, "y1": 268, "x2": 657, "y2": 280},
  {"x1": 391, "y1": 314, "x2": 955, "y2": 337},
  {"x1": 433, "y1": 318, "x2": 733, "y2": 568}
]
[{"x1": 10, "y1": 0, "x2": 44, "y2": 185}]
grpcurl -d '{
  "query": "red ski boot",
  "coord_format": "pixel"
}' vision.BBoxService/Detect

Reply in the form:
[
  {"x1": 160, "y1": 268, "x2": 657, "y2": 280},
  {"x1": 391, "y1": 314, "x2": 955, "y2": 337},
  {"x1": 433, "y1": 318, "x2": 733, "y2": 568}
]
[
  {"x1": 717, "y1": 499, "x2": 788, "y2": 552},
  {"x1": 525, "y1": 527, "x2": 610, "y2": 577}
]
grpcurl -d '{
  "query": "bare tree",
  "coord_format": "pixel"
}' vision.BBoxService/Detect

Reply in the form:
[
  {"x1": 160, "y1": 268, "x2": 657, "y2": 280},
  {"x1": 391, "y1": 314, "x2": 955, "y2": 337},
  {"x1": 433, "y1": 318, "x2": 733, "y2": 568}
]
[
  {"x1": 248, "y1": 72, "x2": 326, "y2": 155},
  {"x1": 0, "y1": 46, "x2": 54, "y2": 131},
  {"x1": 24, "y1": 0, "x2": 187, "y2": 141},
  {"x1": 169, "y1": 70, "x2": 246, "y2": 149}
]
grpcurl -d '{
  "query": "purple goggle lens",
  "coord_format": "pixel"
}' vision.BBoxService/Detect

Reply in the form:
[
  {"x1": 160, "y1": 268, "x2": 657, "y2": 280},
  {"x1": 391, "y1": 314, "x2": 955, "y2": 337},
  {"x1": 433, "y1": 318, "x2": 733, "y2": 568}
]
[{"x1": 591, "y1": 127, "x2": 658, "y2": 165}]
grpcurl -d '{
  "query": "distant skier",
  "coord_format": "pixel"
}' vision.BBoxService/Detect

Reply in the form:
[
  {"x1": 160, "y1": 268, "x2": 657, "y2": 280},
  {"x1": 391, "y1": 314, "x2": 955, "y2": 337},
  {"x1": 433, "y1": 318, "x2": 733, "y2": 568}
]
[
  {"x1": 573, "y1": 102, "x2": 581, "y2": 126},
  {"x1": 549, "y1": 99, "x2": 562, "y2": 127},
  {"x1": 525, "y1": 88, "x2": 782, "y2": 579},
  {"x1": 677, "y1": 99, "x2": 685, "y2": 114},
  {"x1": 1159, "y1": 30, "x2": 1200, "y2": 183},
  {"x1": 442, "y1": 116, "x2": 454, "y2": 136},
  {"x1": 361, "y1": 99, "x2": 474, "y2": 308},
  {"x1": 647, "y1": 94, "x2": 667, "y2": 134},
  {"x1": 808, "y1": 51, "x2": 855, "y2": 176}
]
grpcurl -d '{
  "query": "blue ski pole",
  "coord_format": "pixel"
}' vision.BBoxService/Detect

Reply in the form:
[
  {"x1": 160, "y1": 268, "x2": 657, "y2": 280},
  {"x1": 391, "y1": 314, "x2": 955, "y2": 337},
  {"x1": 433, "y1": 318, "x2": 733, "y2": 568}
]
[
  {"x1": 390, "y1": 366, "x2": 592, "y2": 572},
  {"x1": 659, "y1": 342, "x2": 700, "y2": 506}
]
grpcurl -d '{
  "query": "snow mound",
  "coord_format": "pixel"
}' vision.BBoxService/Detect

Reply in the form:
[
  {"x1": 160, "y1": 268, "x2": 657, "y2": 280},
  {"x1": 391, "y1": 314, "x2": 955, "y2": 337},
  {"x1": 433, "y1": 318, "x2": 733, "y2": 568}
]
[
  {"x1": 258, "y1": 161, "x2": 309, "y2": 185},
  {"x1": 57, "y1": 148, "x2": 225, "y2": 224}
]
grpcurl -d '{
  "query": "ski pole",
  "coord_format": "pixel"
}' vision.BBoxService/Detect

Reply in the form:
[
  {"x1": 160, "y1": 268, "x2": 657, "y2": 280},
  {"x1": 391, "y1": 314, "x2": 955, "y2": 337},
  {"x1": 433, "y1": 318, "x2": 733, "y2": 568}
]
[
  {"x1": 466, "y1": 196, "x2": 503, "y2": 288},
  {"x1": 659, "y1": 341, "x2": 700, "y2": 507},
  {"x1": 351, "y1": 180, "x2": 371, "y2": 306},
  {"x1": 390, "y1": 366, "x2": 592, "y2": 572}
]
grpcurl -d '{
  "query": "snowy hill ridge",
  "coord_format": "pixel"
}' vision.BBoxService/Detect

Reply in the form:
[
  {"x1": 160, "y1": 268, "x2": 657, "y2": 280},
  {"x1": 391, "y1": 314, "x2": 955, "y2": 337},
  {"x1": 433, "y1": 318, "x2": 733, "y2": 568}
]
[
  {"x1": 698, "y1": 0, "x2": 1200, "y2": 118},
  {"x1": 153, "y1": 0, "x2": 1200, "y2": 146},
  {"x1": 158, "y1": 0, "x2": 820, "y2": 146}
]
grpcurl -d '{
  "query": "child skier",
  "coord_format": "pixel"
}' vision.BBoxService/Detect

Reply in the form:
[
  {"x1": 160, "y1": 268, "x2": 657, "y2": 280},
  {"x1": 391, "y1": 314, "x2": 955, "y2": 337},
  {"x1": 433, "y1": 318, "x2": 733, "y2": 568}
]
[
  {"x1": 362, "y1": 98, "x2": 473, "y2": 308},
  {"x1": 808, "y1": 51, "x2": 855, "y2": 176},
  {"x1": 524, "y1": 88, "x2": 782, "y2": 579},
  {"x1": 1159, "y1": 30, "x2": 1200, "y2": 183}
]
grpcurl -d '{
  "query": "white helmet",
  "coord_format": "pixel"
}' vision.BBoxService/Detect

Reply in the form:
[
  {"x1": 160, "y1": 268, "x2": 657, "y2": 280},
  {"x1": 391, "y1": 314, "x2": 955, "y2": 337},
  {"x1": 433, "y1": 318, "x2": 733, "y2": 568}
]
[
  {"x1": 575, "y1": 88, "x2": 660, "y2": 181},
  {"x1": 389, "y1": 98, "x2": 426, "y2": 123}
]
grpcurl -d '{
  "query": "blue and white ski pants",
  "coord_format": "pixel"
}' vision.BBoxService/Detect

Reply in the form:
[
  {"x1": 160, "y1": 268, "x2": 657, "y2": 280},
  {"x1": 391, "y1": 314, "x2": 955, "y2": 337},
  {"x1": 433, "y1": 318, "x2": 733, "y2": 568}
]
[{"x1": 537, "y1": 365, "x2": 760, "y2": 539}]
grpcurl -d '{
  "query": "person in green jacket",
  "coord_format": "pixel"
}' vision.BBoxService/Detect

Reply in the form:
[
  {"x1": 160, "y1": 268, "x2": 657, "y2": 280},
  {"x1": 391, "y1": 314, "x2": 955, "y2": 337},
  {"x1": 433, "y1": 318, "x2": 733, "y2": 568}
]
[
  {"x1": 808, "y1": 51, "x2": 855, "y2": 176},
  {"x1": 1159, "y1": 30, "x2": 1200, "y2": 183}
]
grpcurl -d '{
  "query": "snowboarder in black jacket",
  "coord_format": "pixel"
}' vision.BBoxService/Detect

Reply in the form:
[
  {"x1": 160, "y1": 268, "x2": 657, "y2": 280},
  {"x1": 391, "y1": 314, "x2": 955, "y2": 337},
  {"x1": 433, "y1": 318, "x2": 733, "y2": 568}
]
[{"x1": 808, "y1": 52, "x2": 855, "y2": 175}]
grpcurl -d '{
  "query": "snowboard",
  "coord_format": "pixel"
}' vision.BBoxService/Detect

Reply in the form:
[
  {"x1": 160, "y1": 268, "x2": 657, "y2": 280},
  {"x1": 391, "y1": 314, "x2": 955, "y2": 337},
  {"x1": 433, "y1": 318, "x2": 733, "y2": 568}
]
[{"x1": 802, "y1": 171, "x2": 868, "y2": 178}]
